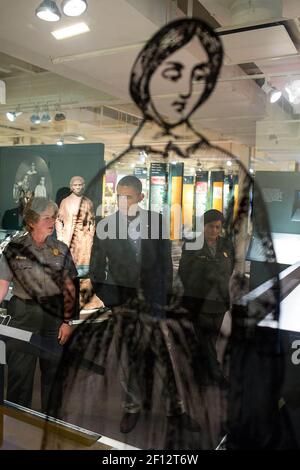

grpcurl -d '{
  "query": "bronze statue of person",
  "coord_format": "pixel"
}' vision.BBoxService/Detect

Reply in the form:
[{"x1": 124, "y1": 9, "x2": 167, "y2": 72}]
[
  {"x1": 56, "y1": 176, "x2": 95, "y2": 266},
  {"x1": 56, "y1": 176, "x2": 102, "y2": 309}
]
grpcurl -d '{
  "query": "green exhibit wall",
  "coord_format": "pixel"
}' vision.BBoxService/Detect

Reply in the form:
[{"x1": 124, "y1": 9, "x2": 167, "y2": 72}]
[{"x1": 0, "y1": 143, "x2": 105, "y2": 227}]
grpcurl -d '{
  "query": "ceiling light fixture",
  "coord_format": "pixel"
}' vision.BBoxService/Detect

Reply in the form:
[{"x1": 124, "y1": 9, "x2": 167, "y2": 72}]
[
  {"x1": 56, "y1": 137, "x2": 64, "y2": 146},
  {"x1": 261, "y1": 79, "x2": 282, "y2": 103},
  {"x1": 35, "y1": 0, "x2": 61, "y2": 22},
  {"x1": 41, "y1": 111, "x2": 52, "y2": 123},
  {"x1": 6, "y1": 111, "x2": 22, "y2": 122},
  {"x1": 62, "y1": 0, "x2": 87, "y2": 16},
  {"x1": 30, "y1": 113, "x2": 41, "y2": 124},
  {"x1": 270, "y1": 89, "x2": 282, "y2": 104},
  {"x1": 51, "y1": 22, "x2": 90, "y2": 40},
  {"x1": 196, "y1": 159, "x2": 202, "y2": 171},
  {"x1": 226, "y1": 160, "x2": 232, "y2": 167},
  {"x1": 54, "y1": 112, "x2": 66, "y2": 121}
]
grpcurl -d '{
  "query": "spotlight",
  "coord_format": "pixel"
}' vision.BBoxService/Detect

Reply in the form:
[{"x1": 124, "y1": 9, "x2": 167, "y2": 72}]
[
  {"x1": 261, "y1": 80, "x2": 282, "y2": 103},
  {"x1": 41, "y1": 112, "x2": 52, "y2": 123},
  {"x1": 35, "y1": 0, "x2": 61, "y2": 22},
  {"x1": 62, "y1": 0, "x2": 87, "y2": 16},
  {"x1": 249, "y1": 168, "x2": 254, "y2": 174},
  {"x1": 56, "y1": 137, "x2": 64, "y2": 146},
  {"x1": 54, "y1": 112, "x2": 66, "y2": 121},
  {"x1": 270, "y1": 89, "x2": 282, "y2": 103},
  {"x1": 6, "y1": 111, "x2": 22, "y2": 122},
  {"x1": 226, "y1": 160, "x2": 232, "y2": 167},
  {"x1": 196, "y1": 159, "x2": 202, "y2": 170},
  {"x1": 30, "y1": 114, "x2": 41, "y2": 124}
]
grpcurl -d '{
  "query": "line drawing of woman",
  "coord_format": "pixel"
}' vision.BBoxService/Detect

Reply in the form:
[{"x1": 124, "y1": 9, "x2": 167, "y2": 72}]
[{"x1": 44, "y1": 18, "x2": 282, "y2": 451}]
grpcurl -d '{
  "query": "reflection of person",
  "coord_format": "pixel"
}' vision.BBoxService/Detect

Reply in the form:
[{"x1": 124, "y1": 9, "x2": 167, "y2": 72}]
[
  {"x1": 56, "y1": 176, "x2": 95, "y2": 266},
  {"x1": 18, "y1": 190, "x2": 34, "y2": 222},
  {"x1": 179, "y1": 209, "x2": 234, "y2": 385},
  {"x1": 90, "y1": 176, "x2": 199, "y2": 434},
  {"x1": 34, "y1": 176, "x2": 47, "y2": 197},
  {"x1": 91, "y1": 175, "x2": 173, "y2": 309},
  {"x1": 13, "y1": 181, "x2": 24, "y2": 204},
  {"x1": 45, "y1": 19, "x2": 281, "y2": 451},
  {"x1": 13, "y1": 175, "x2": 30, "y2": 205},
  {"x1": 22, "y1": 174, "x2": 30, "y2": 192},
  {"x1": 2, "y1": 206, "x2": 23, "y2": 230},
  {"x1": 0, "y1": 197, "x2": 77, "y2": 411},
  {"x1": 27, "y1": 162, "x2": 38, "y2": 192},
  {"x1": 27, "y1": 162, "x2": 37, "y2": 175}
]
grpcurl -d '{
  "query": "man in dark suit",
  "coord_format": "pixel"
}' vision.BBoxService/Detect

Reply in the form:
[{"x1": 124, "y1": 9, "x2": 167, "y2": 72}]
[
  {"x1": 90, "y1": 176, "x2": 200, "y2": 434},
  {"x1": 90, "y1": 175, "x2": 172, "y2": 310}
]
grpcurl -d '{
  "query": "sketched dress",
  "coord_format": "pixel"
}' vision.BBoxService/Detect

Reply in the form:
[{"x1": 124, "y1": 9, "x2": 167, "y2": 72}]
[{"x1": 43, "y1": 18, "x2": 282, "y2": 450}]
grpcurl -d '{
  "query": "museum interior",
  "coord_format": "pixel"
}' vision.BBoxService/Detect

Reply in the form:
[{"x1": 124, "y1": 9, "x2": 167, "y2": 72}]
[{"x1": 0, "y1": 0, "x2": 300, "y2": 452}]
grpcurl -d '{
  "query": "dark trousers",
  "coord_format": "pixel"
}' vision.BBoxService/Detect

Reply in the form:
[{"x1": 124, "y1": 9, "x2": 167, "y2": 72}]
[
  {"x1": 194, "y1": 311, "x2": 226, "y2": 383},
  {"x1": 6, "y1": 296, "x2": 63, "y2": 413},
  {"x1": 117, "y1": 317, "x2": 184, "y2": 416}
]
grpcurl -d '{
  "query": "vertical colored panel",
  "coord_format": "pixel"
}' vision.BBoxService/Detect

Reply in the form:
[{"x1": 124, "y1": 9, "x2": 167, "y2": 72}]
[
  {"x1": 233, "y1": 175, "x2": 239, "y2": 218},
  {"x1": 223, "y1": 174, "x2": 234, "y2": 217},
  {"x1": 182, "y1": 176, "x2": 194, "y2": 231},
  {"x1": 195, "y1": 171, "x2": 208, "y2": 220},
  {"x1": 169, "y1": 163, "x2": 183, "y2": 240},
  {"x1": 103, "y1": 169, "x2": 118, "y2": 216},
  {"x1": 149, "y1": 163, "x2": 168, "y2": 214},
  {"x1": 134, "y1": 167, "x2": 148, "y2": 210},
  {"x1": 213, "y1": 182, "x2": 223, "y2": 211},
  {"x1": 211, "y1": 171, "x2": 224, "y2": 212}
]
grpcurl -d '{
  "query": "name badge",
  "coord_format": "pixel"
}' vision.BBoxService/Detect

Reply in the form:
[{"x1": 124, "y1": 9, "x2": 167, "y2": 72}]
[
  {"x1": 223, "y1": 252, "x2": 228, "y2": 258},
  {"x1": 16, "y1": 256, "x2": 27, "y2": 260}
]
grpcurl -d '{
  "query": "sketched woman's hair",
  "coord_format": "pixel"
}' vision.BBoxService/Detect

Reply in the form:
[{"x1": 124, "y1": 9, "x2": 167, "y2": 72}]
[{"x1": 130, "y1": 17, "x2": 223, "y2": 126}]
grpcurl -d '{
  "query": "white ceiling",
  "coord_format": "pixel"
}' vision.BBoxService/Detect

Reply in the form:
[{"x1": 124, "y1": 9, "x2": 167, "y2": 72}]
[{"x1": 0, "y1": 0, "x2": 299, "y2": 167}]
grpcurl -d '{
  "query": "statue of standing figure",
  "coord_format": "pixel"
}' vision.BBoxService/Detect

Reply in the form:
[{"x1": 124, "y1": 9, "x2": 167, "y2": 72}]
[
  {"x1": 56, "y1": 176, "x2": 95, "y2": 265},
  {"x1": 56, "y1": 176, "x2": 102, "y2": 309}
]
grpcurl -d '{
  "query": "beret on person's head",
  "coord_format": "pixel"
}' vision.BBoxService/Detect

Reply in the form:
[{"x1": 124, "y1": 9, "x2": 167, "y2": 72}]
[{"x1": 204, "y1": 209, "x2": 224, "y2": 225}]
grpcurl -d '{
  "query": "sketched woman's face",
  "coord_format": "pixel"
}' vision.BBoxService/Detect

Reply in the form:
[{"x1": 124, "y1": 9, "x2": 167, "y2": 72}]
[{"x1": 149, "y1": 38, "x2": 210, "y2": 127}]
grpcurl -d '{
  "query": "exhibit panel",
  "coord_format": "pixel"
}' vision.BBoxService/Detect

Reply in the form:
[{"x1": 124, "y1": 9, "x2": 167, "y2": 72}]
[
  {"x1": 0, "y1": 143, "x2": 105, "y2": 224},
  {"x1": 100, "y1": 158, "x2": 240, "y2": 240},
  {"x1": 250, "y1": 172, "x2": 300, "y2": 287}
]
